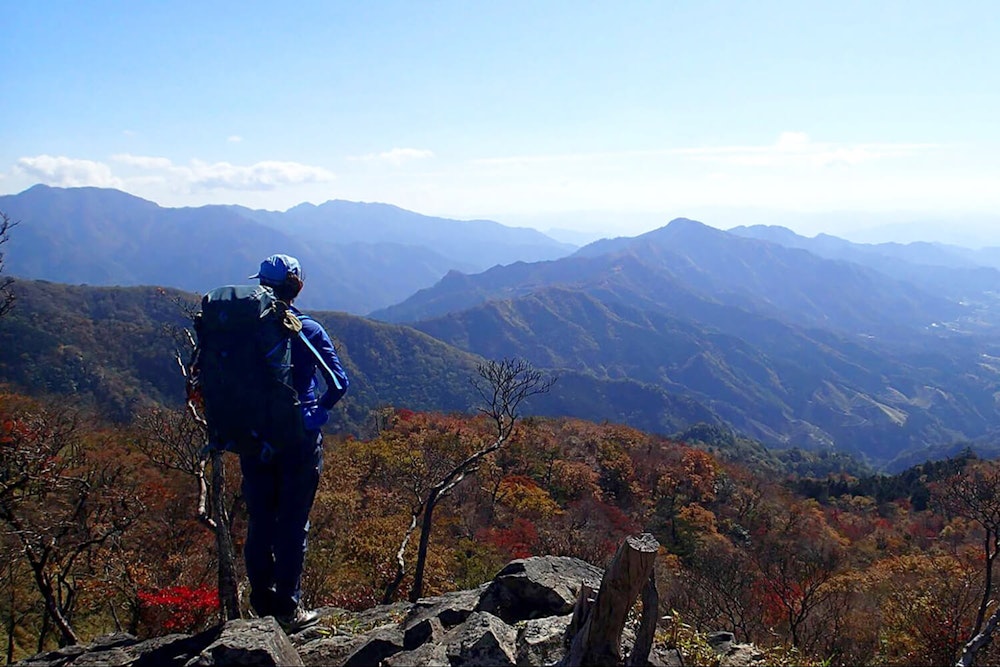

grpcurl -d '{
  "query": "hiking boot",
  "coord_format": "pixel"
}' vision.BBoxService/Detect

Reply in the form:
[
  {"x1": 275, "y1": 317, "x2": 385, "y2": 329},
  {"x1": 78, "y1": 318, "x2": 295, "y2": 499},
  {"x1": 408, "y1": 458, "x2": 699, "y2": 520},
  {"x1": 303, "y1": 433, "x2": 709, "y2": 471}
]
[{"x1": 276, "y1": 606, "x2": 319, "y2": 633}]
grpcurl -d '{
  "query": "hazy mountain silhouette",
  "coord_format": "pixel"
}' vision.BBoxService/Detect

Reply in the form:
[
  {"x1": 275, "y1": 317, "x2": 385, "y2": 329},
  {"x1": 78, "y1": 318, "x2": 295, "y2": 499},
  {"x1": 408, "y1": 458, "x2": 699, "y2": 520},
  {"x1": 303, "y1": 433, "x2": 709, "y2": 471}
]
[
  {"x1": 376, "y1": 218, "x2": 965, "y2": 340},
  {"x1": 729, "y1": 223, "x2": 1000, "y2": 302},
  {"x1": 238, "y1": 199, "x2": 576, "y2": 269},
  {"x1": 0, "y1": 185, "x2": 574, "y2": 314}
]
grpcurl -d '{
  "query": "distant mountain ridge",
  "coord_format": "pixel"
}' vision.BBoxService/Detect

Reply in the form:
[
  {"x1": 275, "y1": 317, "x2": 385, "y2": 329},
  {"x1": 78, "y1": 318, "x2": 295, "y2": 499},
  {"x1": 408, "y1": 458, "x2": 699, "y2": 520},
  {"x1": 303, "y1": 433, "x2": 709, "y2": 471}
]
[
  {"x1": 0, "y1": 185, "x2": 575, "y2": 314},
  {"x1": 373, "y1": 218, "x2": 1000, "y2": 463},
  {"x1": 6, "y1": 186, "x2": 1000, "y2": 465},
  {"x1": 228, "y1": 198, "x2": 573, "y2": 268},
  {"x1": 378, "y1": 218, "x2": 964, "y2": 341},
  {"x1": 730, "y1": 224, "x2": 1000, "y2": 268},
  {"x1": 729, "y1": 223, "x2": 1000, "y2": 303}
]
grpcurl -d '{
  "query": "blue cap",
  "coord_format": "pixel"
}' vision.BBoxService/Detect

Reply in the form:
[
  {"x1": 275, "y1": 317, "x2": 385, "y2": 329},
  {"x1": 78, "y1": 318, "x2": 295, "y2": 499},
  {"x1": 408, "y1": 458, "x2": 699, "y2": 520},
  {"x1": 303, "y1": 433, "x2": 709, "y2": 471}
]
[{"x1": 249, "y1": 254, "x2": 302, "y2": 286}]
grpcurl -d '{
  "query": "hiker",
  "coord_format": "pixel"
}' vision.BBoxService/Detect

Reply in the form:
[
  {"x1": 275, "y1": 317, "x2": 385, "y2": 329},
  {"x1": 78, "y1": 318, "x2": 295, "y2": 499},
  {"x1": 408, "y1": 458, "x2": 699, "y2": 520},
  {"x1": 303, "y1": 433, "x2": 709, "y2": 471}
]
[{"x1": 242, "y1": 253, "x2": 349, "y2": 631}]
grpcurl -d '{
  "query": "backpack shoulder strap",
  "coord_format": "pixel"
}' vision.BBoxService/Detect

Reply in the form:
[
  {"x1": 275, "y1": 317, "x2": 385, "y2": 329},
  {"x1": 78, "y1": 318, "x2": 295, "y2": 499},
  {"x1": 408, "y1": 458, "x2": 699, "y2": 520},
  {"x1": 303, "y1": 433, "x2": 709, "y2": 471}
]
[{"x1": 289, "y1": 312, "x2": 343, "y2": 391}]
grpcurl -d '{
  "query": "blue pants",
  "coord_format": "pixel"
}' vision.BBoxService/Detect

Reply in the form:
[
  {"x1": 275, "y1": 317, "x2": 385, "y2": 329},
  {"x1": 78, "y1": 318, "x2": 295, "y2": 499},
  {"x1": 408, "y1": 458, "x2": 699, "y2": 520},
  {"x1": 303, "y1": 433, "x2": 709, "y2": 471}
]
[{"x1": 240, "y1": 432, "x2": 323, "y2": 618}]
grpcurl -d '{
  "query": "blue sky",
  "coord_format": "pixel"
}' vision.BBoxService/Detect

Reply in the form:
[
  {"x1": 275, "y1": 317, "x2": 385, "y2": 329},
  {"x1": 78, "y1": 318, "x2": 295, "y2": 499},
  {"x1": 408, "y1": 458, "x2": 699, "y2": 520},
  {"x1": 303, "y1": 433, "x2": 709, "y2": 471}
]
[{"x1": 2, "y1": 1, "x2": 998, "y2": 242}]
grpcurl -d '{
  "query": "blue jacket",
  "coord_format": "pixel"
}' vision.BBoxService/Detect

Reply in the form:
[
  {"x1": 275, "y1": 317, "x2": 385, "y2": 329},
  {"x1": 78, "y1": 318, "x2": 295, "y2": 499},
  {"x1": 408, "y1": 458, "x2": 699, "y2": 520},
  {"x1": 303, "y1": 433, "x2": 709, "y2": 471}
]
[{"x1": 291, "y1": 307, "x2": 349, "y2": 411}]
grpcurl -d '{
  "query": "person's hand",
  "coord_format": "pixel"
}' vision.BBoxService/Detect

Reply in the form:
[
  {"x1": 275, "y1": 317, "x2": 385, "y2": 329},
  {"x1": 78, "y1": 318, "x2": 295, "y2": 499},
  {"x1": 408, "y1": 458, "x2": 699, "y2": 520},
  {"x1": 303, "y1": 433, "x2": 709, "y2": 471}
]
[{"x1": 303, "y1": 405, "x2": 330, "y2": 431}]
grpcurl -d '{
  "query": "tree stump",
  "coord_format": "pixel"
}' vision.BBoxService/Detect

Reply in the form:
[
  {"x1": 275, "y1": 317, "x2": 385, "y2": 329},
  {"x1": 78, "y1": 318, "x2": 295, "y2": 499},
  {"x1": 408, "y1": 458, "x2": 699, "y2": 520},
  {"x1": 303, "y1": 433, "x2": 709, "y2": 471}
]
[{"x1": 562, "y1": 533, "x2": 660, "y2": 667}]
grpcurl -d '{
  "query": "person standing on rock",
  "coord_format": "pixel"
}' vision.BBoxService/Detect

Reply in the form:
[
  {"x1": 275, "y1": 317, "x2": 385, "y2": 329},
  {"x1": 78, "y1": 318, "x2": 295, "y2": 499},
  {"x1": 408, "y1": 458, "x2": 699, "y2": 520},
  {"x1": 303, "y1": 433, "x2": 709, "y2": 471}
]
[{"x1": 242, "y1": 254, "x2": 349, "y2": 632}]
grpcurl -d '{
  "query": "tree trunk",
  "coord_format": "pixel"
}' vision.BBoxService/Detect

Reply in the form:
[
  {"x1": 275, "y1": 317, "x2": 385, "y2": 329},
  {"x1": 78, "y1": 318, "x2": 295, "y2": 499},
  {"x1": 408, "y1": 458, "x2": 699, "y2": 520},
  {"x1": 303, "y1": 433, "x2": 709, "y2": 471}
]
[
  {"x1": 626, "y1": 572, "x2": 659, "y2": 667},
  {"x1": 973, "y1": 531, "x2": 997, "y2": 637},
  {"x1": 29, "y1": 564, "x2": 77, "y2": 648},
  {"x1": 957, "y1": 602, "x2": 1000, "y2": 667},
  {"x1": 565, "y1": 583, "x2": 596, "y2": 651},
  {"x1": 36, "y1": 609, "x2": 49, "y2": 654},
  {"x1": 382, "y1": 513, "x2": 418, "y2": 604},
  {"x1": 5, "y1": 560, "x2": 16, "y2": 665},
  {"x1": 5, "y1": 604, "x2": 14, "y2": 665},
  {"x1": 563, "y1": 533, "x2": 660, "y2": 667},
  {"x1": 409, "y1": 489, "x2": 441, "y2": 603},
  {"x1": 210, "y1": 452, "x2": 241, "y2": 620}
]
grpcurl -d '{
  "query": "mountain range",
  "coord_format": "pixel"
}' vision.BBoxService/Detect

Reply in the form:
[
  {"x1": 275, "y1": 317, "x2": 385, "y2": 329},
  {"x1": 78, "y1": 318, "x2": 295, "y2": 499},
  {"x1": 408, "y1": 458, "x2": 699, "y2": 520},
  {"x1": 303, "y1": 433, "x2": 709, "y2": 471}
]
[
  {"x1": 729, "y1": 224, "x2": 1000, "y2": 304},
  {"x1": 0, "y1": 185, "x2": 574, "y2": 314},
  {"x1": 3, "y1": 184, "x2": 1000, "y2": 466}
]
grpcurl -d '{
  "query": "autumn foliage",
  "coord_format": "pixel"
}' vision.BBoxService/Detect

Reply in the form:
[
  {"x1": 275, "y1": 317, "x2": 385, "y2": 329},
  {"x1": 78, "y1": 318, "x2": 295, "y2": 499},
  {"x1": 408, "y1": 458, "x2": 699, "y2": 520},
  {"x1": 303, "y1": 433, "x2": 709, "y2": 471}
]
[
  {"x1": 137, "y1": 585, "x2": 219, "y2": 635},
  {"x1": 6, "y1": 389, "x2": 1000, "y2": 665}
]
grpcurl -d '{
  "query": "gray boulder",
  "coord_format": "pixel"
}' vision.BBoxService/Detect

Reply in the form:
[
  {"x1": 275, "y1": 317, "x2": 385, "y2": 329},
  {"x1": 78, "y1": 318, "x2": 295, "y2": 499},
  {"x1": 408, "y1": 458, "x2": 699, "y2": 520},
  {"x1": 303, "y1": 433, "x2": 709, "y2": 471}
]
[
  {"x1": 402, "y1": 584, "x2": 488, "y2": 648},
  {"x1": 515, "y1": 614, "x2": 573, "y2": 666},
  {"x1": 719, "y1": 643, "x2": 769, "y2": 667},
  {"x1": 476, "y1": 556, "x2": 604, "y2": 623},
  {"x1": 185, "y1": 618, "x2": 303, "y2": 666},
  {"x1": 15, "y1": 634, "x2": 138, "y2": 667},
  {"x1": 339, "y1": 624, "x2": 405, "y2": 667},
  {"x1": 15, "y1": 621, "x2": 300, "y2": 667},
  {"x1": 440, "y1": 611, "x2": 517, "y2": 667},
  {"x1": 17, "y1": 553, "x2": 697, "y2": 667},
  {"x1": 382, "y1": 641, "x2": 450, "y2": 667},
  {"x1": 297, "y1": 636, "x2": 358, "y2": 667}
]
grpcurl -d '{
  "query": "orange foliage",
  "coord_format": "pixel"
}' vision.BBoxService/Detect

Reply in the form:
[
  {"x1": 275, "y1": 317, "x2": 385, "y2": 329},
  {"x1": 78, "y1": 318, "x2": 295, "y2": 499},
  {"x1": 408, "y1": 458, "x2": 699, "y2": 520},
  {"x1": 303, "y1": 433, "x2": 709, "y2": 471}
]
[
  {"x1": 495, "y1": 475, "x2": 562, "y2": 520},
  {"x1": 9, "y1": 389, "x2": 1000, "y2": 666}
]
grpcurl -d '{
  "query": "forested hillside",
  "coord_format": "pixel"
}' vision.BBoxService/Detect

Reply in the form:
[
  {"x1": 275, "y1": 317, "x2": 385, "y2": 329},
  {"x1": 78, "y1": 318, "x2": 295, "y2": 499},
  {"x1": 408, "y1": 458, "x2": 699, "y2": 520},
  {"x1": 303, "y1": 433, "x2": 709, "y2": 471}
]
[
  {"x1": 4, "y1": 390, "x2": 1000, "y2": 665},
  {"x1": 6, "y1": 217, "x2": 1000, "y2": 665},
  {"x1": 378, "y1": 220, "x2": 1000, "y2": 464},
  {"x1": 5, "y1": 272, "x2": 1000, "y2": 664},
  {"x1": 7, "y1": 187, "x2": 1000, "y2": 466},
  {"x1": 0, "y1": 280, "x2": 724, "y2": 439},
  {"x1": 5, "y1": 270, "x2": 999, "y2": 469}
]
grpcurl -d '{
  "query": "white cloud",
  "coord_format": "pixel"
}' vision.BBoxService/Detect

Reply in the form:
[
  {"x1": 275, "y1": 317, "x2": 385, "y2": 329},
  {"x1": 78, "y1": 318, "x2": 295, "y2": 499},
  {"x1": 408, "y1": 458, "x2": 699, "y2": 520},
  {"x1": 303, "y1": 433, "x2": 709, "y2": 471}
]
[
  {"x1": 185, "y1": 160, "x2": 335, "y2": 190},
  {"x1": 227, "y1": 135, "x2": 244, "y2": 143},
  {"x1": 14, "y1": 155, "x2": 121, "y2": 188},
  {"x1": 351, "y1": 147, "x2": 435, "y2": 166},
  {"x1": 109, "y1": 154, "x2": 335, "y2": 191},
  {"x1": 9, "y1": 154, "x2": 336, "y2": 197}
]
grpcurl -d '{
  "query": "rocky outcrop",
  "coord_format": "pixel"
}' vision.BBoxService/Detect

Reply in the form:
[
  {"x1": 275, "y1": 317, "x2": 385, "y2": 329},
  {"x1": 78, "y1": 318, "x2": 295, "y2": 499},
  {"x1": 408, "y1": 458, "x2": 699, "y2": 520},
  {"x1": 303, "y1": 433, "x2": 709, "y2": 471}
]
[
  {"x1": 476, "y1": 557, "x2": 604, "y2": 623},
  {"x1": 14, "y1": 619, "x2": 301, "y2": 667},
  {"x1": 14, "y1": 554, "x2": 761, "y2": 667}
]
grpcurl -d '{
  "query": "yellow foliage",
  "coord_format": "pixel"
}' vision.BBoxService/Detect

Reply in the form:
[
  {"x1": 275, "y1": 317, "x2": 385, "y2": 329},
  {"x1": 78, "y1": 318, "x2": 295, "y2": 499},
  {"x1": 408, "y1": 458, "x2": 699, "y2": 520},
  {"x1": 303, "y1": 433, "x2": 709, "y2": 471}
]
[
  {"x1": 676, "y1": 503, "x2": 718, "y2": 535},
  {"x1": 496, "y1": 475, "x2": 563, "y2": 519},
  {"x1": 549, "y1": 459, "x2": 601, "y2": 502},
  {"x1": 863, "y1": 553, "x2": 979, "y2": 665}
]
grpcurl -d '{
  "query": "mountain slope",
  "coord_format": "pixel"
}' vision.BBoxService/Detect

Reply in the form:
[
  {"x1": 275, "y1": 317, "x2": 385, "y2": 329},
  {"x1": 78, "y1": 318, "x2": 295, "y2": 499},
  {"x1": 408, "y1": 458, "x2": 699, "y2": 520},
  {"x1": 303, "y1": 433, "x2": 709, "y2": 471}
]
[
  {"x1": 246, "y1": 199, "x2": 575, "y2": 270},
  {"x1": 407, "y1": 284, "x2": 1000, "y2": 460},
  {"x1": 0, "y1": 280, "x2": 720, "y2": 437},
  {"x1": 376, "y1": 218, "x2": 965, "y2": 342},
  {"x1": 572, "y1": 218, "x2": 963, "y2": 338},
  {"x1": 0, "y1": 185, "x2": 574, "y2": 314},
  {"x1": 729, "y1": 224, "x2": 1000, "y2": 307},
  {"x1": 371, "y1": 218, "x2": 1000, "y2": 462}
]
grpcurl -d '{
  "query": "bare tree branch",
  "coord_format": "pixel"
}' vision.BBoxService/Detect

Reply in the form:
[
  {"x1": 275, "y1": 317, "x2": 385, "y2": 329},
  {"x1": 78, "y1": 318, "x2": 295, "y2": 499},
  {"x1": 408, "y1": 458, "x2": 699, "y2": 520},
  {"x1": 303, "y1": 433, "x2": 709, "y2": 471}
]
[
  {"x1": 0, "y1": 211, "x2": 17, "y2": 319},
  {"x1": 134, "y1": 295, "x2": 242, "y2": 620},
  {"x1": 957, "y1": 605, "x2": 1000, "y2": 667},
  {"x1": 935, "y1": 462, "x2": 1000, "y2": 664},
  {"x1": 472, "y1": 357, "x2": 556, "y2": 440},
  {"x1": 401, "y1": 358, "x2": 554, "y2": 601},
  {"x1": 0, "y1": 403, "x2": 144, "y2": 648}
]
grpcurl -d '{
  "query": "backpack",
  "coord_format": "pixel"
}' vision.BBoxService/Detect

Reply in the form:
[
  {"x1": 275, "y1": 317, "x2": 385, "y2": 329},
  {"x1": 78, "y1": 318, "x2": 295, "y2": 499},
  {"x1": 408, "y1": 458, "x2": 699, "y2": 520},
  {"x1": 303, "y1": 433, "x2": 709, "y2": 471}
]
[{"x1": 191, "y1": 284, "x2": 305, "y2": 459}]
